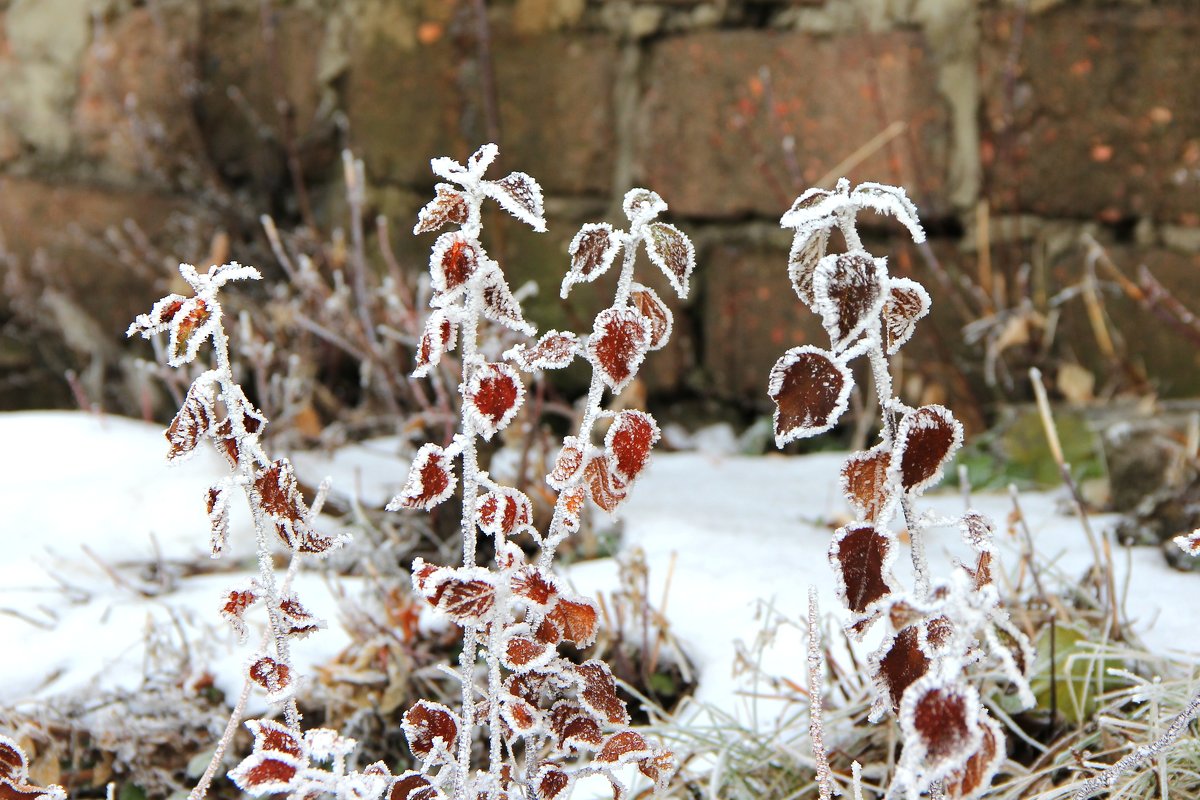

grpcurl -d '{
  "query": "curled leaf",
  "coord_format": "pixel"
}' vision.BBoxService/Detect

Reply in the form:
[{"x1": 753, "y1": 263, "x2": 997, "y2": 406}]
[
  {"x1": 898, "y1": 676, "x2": 984, "y2": 791},
  {"x1": 623, "y1": 188, "x2": 667, "y2": 225},
  {"x1": 228, "y1": 751, "x2": 301, "y2": 796},
  {"x1": 206, "y1": 482, "x2": 232, "y2": 557},
  {"x1": 167, "y1": 378, "x2": 215, "y2": 461},
  {"x1": 629, "y1": 283, "x2": 672, "y2": 350},
  {"x1": 840, "y1": 445, "x2": 894, "y2": 523},
  {"x1": 464, "y1": 362, "x2": 525, "y2": 440},
  {"x1": 779, "y1": 186, "x2": 849, "y2": 231},
  {"x1": 414, "y1": 184, "x2": 469, "y2": 234},
  {"x1": 389, "y1": 772, "x2": 444, "y2": 800},
  {"x1": 943, "y1": 713, "x2": 1004, "y2": 800},
  {"x1": 246, "y1": 718, "x2": 304, "y2": 759},
  {"x1": 220, "y1": 586, "x2": 258, "y2": 642},
  {"x1": 596, "y1": 730, "x2": 653, "y2": 765},
  {"x1": 548, "y1": 701, "x2": 603, "y2": 751},
  {"x1": 412, "y1": 561, "x2": 498, "y2": 624},
  {"x1": 534, "y1": 766, "x2": 571, "y2": 800},
  {"x1": 547, "y1": 437, "x2": 585, "y2": 490},
  {"x1": 787, "y1": 228, "x2": 830, "y2": 307},
  {"x1": 501, "y1": 628, "x2": 556, "y2": 673},
  {"x1": 248, "y1": 655, "x2": 293, "y2": 703},
  {"x1": 510, "y1": 566, "x2": 558, "y2": 608},
  {"x1": 506, "y1": 331, "x2": 579, "y2": 372},
  {"x1": 413, "y1": 310, "x2": 457, "y2": 378},
  {"x1": 388, "y1": 444, "x2": 457, "y2": 512},
  {"x1": 850, "y1": 182, "x2": 926, "y2": 244},
  {"x1": 768, "y1": 345, "x2": 853, "y2": 446},
  {"x1": 429, "y1": 233, "x2": 484, "y2": 299},
  {"x1": 584, "y1": 453, "x2": 628, "y2": 514},
  {"x1": 479, "y1": 266, "x2": 535, "y2": 336},
  {"x1": 882, "y1": 277, "x2": 931, "y2": 355}
]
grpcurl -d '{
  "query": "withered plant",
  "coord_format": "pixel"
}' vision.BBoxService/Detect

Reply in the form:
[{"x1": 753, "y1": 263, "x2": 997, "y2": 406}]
[
  {"x1": 768, "y1": 179, "x2": 1035, "y2": 799},
  {"x1": 386, "y1": 144, "x2": 694, "y2": 800}
]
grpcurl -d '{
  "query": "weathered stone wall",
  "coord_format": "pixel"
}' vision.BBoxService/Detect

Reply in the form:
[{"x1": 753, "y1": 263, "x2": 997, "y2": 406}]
[{"x1": 0, "y1": 0, "x2": 1196, "y2": 420}]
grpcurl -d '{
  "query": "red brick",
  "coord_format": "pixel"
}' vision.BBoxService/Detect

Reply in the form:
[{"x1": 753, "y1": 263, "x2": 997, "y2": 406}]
[
  {"x1": 636, "y1": 30, "x2": 951, "y2": 220},
  {"x1": 981, "y1": 6, "x2": 1200, "y2": 226}
]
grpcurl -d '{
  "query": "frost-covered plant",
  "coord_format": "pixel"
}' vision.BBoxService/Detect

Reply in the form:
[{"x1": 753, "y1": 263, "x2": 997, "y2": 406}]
[
  {"x1": 128, "y1": 262, "x2": 396, "y2": 799},
  {"x1": 388, "y1": 145, "x2": 692, "y2": 800},
  {"x1": 0, "y1": 735, "x2": 65, "y2": 800},
  {"x1": 768, "y1": 180, "x2": 1035, "y2": 800}
]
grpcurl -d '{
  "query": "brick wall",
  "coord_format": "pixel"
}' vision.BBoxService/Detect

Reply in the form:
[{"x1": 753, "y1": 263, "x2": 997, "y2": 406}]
[{"x1": 0, "y1": 0, "x2": 1196, "y2": 418}]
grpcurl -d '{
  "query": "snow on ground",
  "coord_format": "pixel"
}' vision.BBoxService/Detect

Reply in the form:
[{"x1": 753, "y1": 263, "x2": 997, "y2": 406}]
[{"x1": 3, "y1": 412, "x2": 1198, "y2": 732}]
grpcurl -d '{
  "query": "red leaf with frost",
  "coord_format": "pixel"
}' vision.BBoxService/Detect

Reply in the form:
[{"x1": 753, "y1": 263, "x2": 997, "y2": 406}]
[
  {"x1": 501, "y1": 694, "x2": 543, "y2": 735},
  {"x1": 943, "y1": 714, "x2": 1004, "y2": 800},
  {"x1": 505, "y1": 671, "x2": 549, "y2": 708},
  {"x1": 206, "y1": 483, "x2": 231, "y2": 557},
  {"x1": 841, "y1": 445, "x2": 893, "y2": 523},
  {"x1": 787, "y1": 228, "x2": 830, "y2": 307},
  {"x1": 484, "y1": 172, "x2": 546, "y2": 231},
  {"x1": 213, "y1": 404, "x2": 266, "y2": 469},
  {"x1": 628, "y1": 283, "x2": 672, "y2": 350},
  {"x1": 413, "y1": 310, "x2": 456, "y2": 378},
  {"x1": 596, "y1": 730, "x2": 653, "y2": 765},
  {"x1": 501, "y1": 630, "x2": 554, "y2": 672},
  {"x1": 402, "y1": 700, "x2": 459, "y2": 764},
  {"x1": 882, "y1": 277, "x2": 930, "y2": 355},
  {"x1": 0, "y1": 780, "x2": 67, "y2": 800},
  {"x1": 871, "y1": 624, "x2": 930, "y2": 720},
  {"x1": 584, "y1": 453, "x2": 628, "y2": 513},
  {"x1": 548, "y1": 701, "x2": 602, "y2": 751},
  {"x1": 246, "y1": 718, "x2": 304, "y2": 759},
  {"x1": 476, "y1": 487, "x2": 534, "y2": 538},
  {"x1": 389, "y1": 772, "x2": 444, "y2": 800},
  {"x1": 0, "y1": 737, "x2": 27, "y2": 783},
  {"x1": 606, "y1": 410, "x2": 659, "y2": 484},
  {"x1": 547, "y1": 595, "x2": 598, "y2": 647},
  {"x1": 563, "y1": 223, "x2": 621, "y2": 297},
  {"x1": 168, "y1": 297, "x2": 214, "y2": 366},
  {"x1": 645, "y1": 222, "x2": 695, "y2": 298},
  {"x1": 127, "y1": 293, "x2": 186, "y2": 338},
  {"x1": 637, "y1": 750, "x2": 676, "y2": 793},
  {"x1": 587, "y1": 307, "x2": 650, "y2": 393},
  {"x1": 506, "y1": 331, "x2": 579, "y2": 372},
  {"x1": 575, "y1": 661, "x2": 629, "y2": 725},
  {"x1": 812, "y1": 250, "x2": 886, "y2": 352},
  {"x1": 1175, "y1": 529, "x2": 1200, "y2": 556},
  {"x1": 419, "y1": 567, "x2": 497, "y2": 624},
  {"x1": 534, "y1": 766, "x2": 571, "y2": 800},
  {"x1": 388, "y1": 444, "x2": 457, "y2": 512},
  {"x1": 254, "y1": 459, "x2": 322, "y2": 552},
  {"x1": 278, "y1": 593, "x2": 324, "y2": 638},
  {"x1": 829, "y1": 523, "x2": 895, "y2": 621},
  {"x1": 769, "y1": 345, "x2": 853, "y2": 445},
  {"x1": 464, "y1": 362, "x2": 524, "y2": 440},
  {"x1": 429, "y1": 233, "x2": 483, "y2": 298},
  {"x1": 414, "y1": 184, "x2": 469, "y2": 234},
  {"x1": 228, "y1": 751, "x2": 301, "y2": 795},
  {"x1": 892, "y1": 405, "x2": 963, "y2": 495},
  {"x1": 510, "y1": 566, "x2": 558, "y2": 608},
  {"x1": 556, "y1": 485, "x2": 586, "y2": 536},
  {"x1": 248, "y1": 656, "x2": 293, "y2": 701},
  {"x1": 166, "y1": 379, "x2": 214, "y2": 461},
  {"x1": 479, "y1": 266, "x2": 535, "y2": 336},
  {"x1": 899, "y1": 676, "x2": 984, "y2": 789},
  {"x1": 547, "y1": 437, "x2": 585, "y2": 490},
  {"x1": 220, "y1": 586, "x2": 257, "y2": 641}
]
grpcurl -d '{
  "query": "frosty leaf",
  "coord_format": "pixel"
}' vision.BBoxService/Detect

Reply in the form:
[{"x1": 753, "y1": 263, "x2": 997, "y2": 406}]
[
  {"x1": 207, "y1": 261, "x2": 262, "y2": 288},
  {"x1": 575, "y1": 660, "x2": 630, "y2": 725},
  {"x1": 547, "y1": 437, "x2": 586, "y2": 490},
  {"x1": 882, "y1": 277, "x2": 931, "y2": 355},
  {"x1": 898, "y1": 676, "x2": 984, "y2": 789},
  {"x1": 960, "y1": 511, "x2": 995, "y2": 553},
  {"x1": 413, "y1": 310, "x2": 457, "y2": 378},
  {"x1": 534, "y1": 766, "x2": 571, "y2": 800},
  {"x1": 479, "y1": 266, "x2": 536, "y2": 336},
  {"x1": 587, "y1": 307, "x2": 651, "y2": 393},
  {"x1": 476, "y1": 487, "x2": 534, "y2": 538},
  {"x1": 501, "y1": 693, "x2": 544, "y2": 736},
  {"x1": 555, "y1": 485, "x2": 586, "y2": 536},
  {"x1": 305, "y1": 728, "x2": 358, "y2": 763},
  {"x1": 812, "y1": 251, "x2": 886, "y2": 352},
  {"x1": 246, "y1": 718, "x2": 305, "y2": 759},
  {"x1": 279, "y1": 594, "x2": 324, "y2": 638},
  {"x1": 622, "y1": 188, "x2": 667, "y2": 226},
  {"x1": 213, "y1": 404, "x2": 266, "y2": 469},
  {"x1": 402, "y1": 700, "x2": 460, "y2": 764},
  {"x1": 548, "y1": 701, "x2": 603, "y2": 751},
  {"x1": 467, "y1": 142, "x2": 499, "y2": 176},
  {"x1": 388, "y1": 444, "x2": 457, "y2": 512},
  {"x1": 606, "y1": 410, "x2": 660, "y2": 484},
  {"x1": 415, "y1": 184, "x2": 469, "y2": 234},
  {"x1": 1174, "y1": 529, "x2": 1200, "y2": 556},
  {"x1": 871, "y1": 624, "x2": 930, "y2": 720},
  {"x1": 429, "y1": 232, "x2": 484, "y2": 298},
  {"x1": 547, "y1": 595, "x2": 599, "y2": 647},
  {"x1": 596, "y1": 731, "x2": 653, "y2": 765},
  {"x1": 389, "y1": 772, "x2": 444, "y2": 800},
  {"x1": 840, "y1": 445, "x2": 894, "y2": 523},
  {"x1": 167, "y1": 379, "x2": 215, "y2": 461},
  {"x1": 629, "y1": 283, "x2": 672, "y2": 350},
  {"x1": 637, "y1": 750, "x2": 676, "y2": 794},
  {"x1": 787, "y1": 228, "x2": 830, "y2": 307},
  {"x1": 562, "y1": 223, "x2": 622, "y2": 298},
  {"x1": 220, "y1": 586, "x2": 258, "y2": 642},
  {"x1": 644, "y1": 222, "x2": 695, "y2": 299},
  {"x1": 0, "y1": 780, "x2": 67, "y2": 800},
  {"x1": 248, "y1": 655, "x2": 293, "y2": 702},
  {"x1": 779, "y1": 186, "x2": 849, "y2": 230},
  {"x1": 484, "y1": 172, "x2": 546, "y2": 231},
  {"x1": 829, "y1": 523, "x2": 896, "y2": 620},
  {"x1": 768, "y1": 346, "x2": 853, "y2": 446},
  {"x1": 206, "y1": 482, "x2": 232, "y2": 557},
  {"x1": 584, "y1": 453, "x2": 628, "y2": 514},
  {"x1": 892, "y1": 405, "x2": 963, "y2": 495},
  {"x1": 254, "y1": 459, "x2": 315, "y2": 552},
  {"x1": 127, "y1": 293, "x2": 187, "y2": 339},
  {"x1": 943, "y1": 713, "x2": 1004, "y2": 800},
  {"x1": 228, "y1": 750, "x2": 301, "y2": 796},
  {"x1": 506, "y1": 671, "x2": 549, "y2": 708},
  {"x1": 501, "y1": 628, "x2": 555, "y2": 673},
  {"x1": 510, "y1": 566, "x2": 559, "y2": 608},
  {"x1": 506, "y1": 331, "x2": 579, "y2": 372},
  {"x1": 464, "y1": 362, "x2": 524, "y2": 440},
  {"x1": 416, "y1": 564, "x2": 498, "y2": 624},
  {"x1": 850, "y1": 182, "x2": 926, "y2": 244},
  {"x1": 0, "y1": 736, "x2": 28, "y2": 783},
  {"x1": 989, "y1": 619, "x2": 1035, "y2": 687},
  {"x1": 167, "y1": 297, "x2": 217, "y2": 367}
]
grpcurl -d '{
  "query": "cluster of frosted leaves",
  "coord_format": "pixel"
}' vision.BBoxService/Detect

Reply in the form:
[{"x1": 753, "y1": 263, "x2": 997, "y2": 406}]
[
  {"x1": 780, "y1": 179, "x2": 925, "y2": 255},
  {"x1": 403, "y1": 544, "x2": 673, "y2": 799},
  {"x1": 560, "y1": 189, "x2": 695, "y2": 300},
  {"x1": 0, "y1": 736, "x2": 66, "y2": 800},
  {"x1": 128, "y1": 262, "x2": 261, "y2": 367},
  {"x1": 416, "y1": 143, "x2": 547, "y2": 235},
  {"x1": 221, "y1": 584, "x2": 324, "y2": 644},
  {"x1": 230, "y1": 718, "x2": 415, "y2": 800},
  {"x1": 256, "y1": 458, "x2": 346, "y2": 555}
]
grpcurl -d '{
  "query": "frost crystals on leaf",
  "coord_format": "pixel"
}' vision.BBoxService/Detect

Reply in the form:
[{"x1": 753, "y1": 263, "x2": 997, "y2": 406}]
[
  {"x1": 221, "y1": 585, "x2": 258, "y2": 641},
  {"x1": 629, "y1": 283, "x2": 672, "y2": 350},
  {"x1": 389, "y1": 771, "x2": 444, "y2": 800},
  {"x1": 484, "y1": 171, "x2": 547, "y2": 232},
  {"x1": 228, "y1": 750, "x2": 301, "y2": 796},
  {"x1": 1174, "y1": 529, "x2": 1200, "y2": 556},
  {"x1": 402, "y1": 700, "x2": 460, "y2": 766},
  {"x1": 535, "y1": 766, "x2": 571, "y2": 800},
  {"x1": 811, "y1": 251, "x2": 886, "y2": 353},
  {"x1": 479, "y1": 266, "x2": 536, "y2": 336},
  {"x1": 248, "y1": 655, "x2": 294, "y2": 703},
  {"x1": 841, "y1": 445, "x2": 894, "y2": 523},
  {"x1": 506, "y1": 330, "x2": 579, "y2": 372},
  {"x1": 943, "y1": 713, "x2": 1005, "y2": 800},
  {"x1": 596, "y1": 731, "x2": 653, "y2": 765},
  {"x1": 788, "y1": 228, "x2": 830, "y2": 308},
  {"x1": 167, "y1": 378, "x2": 215, "y2": 461},
  {"x1": 388, "y1": 444, "x2": 457, "y2": 512},
  {"x1": 850, "y1": 182, "x2": 927, "y2": 244},
  {"x1": 563, "y1": 223, "x2": 622, "y2": 297},
  {"x1": 584, "y1": 453, "x2": 628, "y2": 514},
  {"x1": 882, "y1": 278, "x2": 931, "y2": 355},
  {"x1": 413, "y1": 310, "x2": 457, "y2": 378},
  {"x1": 546, "y1": 595, "x2": 599, "y2": 647},
  {"x1": 476, "y1": 487, "x2": 534, "y2": 538},
  {"x1": 606, "y1": 410, "x2": 660, "y2": 484},
  {"x1": 547, "y1": 436, "x2": 585, "y2": 490},
  {"x1": 575, "y1": 660, "x2": 630, "y2": 725},
  {"x1": 768, "y1": 345, "x2": 853, "y2": 446},
  {"x1": 645, "y1": 223, "x2": 696, "y2": 299},
  {"x1": 892, "y1": 405, "x2": 964, "y2": 495},
  {"x1": 549, "y1": 701, "x2": 602, "y2": 752},
  {"x1": 464, "y1": 361, "x2": 524, "y2": 440},
  {"x1": 897, "y1": 675, "x2": 984, "y2": 792},
  {"x1": 206, "y1": 482, "x2": 232, "y2": 556},
  {"x1": 779, "y1": 186, "x2": 847, "y2": 231},
  {"x1": 870, "y1": 624, "x2": 931, "y2": 720},
  {"x1": 429, "y1": 233, "x2": 484, "y2": 299},
  {"x1": 829, "y1": 523, "x2": 896, "y2": 623},
  {"x1": 414, "y1": 184, "x2": 469, "y2": 234},
  {"x1": 587, "y1": 307, "x2": 651, "y2": 394},
  {"x1": 622, "y1": 188, "x2": 667, "y2": 226},
  {"x1": 412, "y1": 560, "x2": 498, "y2": 624}
]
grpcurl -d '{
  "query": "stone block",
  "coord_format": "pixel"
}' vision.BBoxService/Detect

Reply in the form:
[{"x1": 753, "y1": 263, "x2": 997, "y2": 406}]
[
  {"x1": 980, "y1": 5, "x2": 1200, "y2": 226},
  {"x1": 637, "y1": 29, "x2": 952, "y2": 220}
]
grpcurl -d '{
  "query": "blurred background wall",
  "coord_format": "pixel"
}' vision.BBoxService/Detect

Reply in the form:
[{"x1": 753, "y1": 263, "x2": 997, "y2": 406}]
[{"x1": 0, "y1": 0, "x2": 1196, "y2": 433}]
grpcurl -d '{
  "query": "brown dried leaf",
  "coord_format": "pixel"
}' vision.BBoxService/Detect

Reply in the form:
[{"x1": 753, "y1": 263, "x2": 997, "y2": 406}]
[
  {"x1": 588, "y1": 307, "x2": 651, "y2": 393},
  {"x1": 840, "y1": 445, "x2": 893, "y2": 522},
  {"x1": 871, "y1": 624, "x2": 930, "y2": 719},
  {"x1": 563, "y1": 223, "x2": 621, "y2": 296},
  {"x1": 206, "y1": 483, "x2": 231, "y2": 557},
  {"x1": 787, "y1": 228, "x2": 829, "y2": 307},
  {"x1": 166, "y1": 379, "x2": 214, "y2": 461},
  {"x1": 388, "y1": 444, "x2": 457, "y2": 512},
  {"x1": 943, "y1": 714, "x2": 1004, "y2": 800},
  {"x1": 507, "y1": 331, "x2": 579, "y2": 372},
  {"x1": 596, "y1": 730, "x2": 653, "y2": 765},
  {"x1": 829, "y1": 523, "x2": 895, "y2": 620},
  {"x1": 882, "y1": 277, "x2": 930, "y2": 355},
  {"x1": 769, "y1": 346, "x2": 853, "y2": 446},
  {"x1": 534, "y1": 766, "x2": 571, "y2": 800},
  {"x1": 479, "y1": 267, "x2": 535, "y2": 336},
  {"x1": 645, "y1": 222, "x2": 695, "y2": 298},
  {"x1": 575, "y1": 661, "x2": 630, "y2": 725},
  {"x1": 900, "y1": 677, "x2": 983, "y2": 786},
  {"x1": 246, "y1": 718, "x2": 304, "y2": 759},
  {"x1": 0, "y1": 737, "x2": 28, "y2": 783},
  {"x1": 812, "y1": 251, "x2": 886, "y2": 352},
  {"x1": 548, "y1": 701, "x2": 603, "y2": 751},
  {"x1": 220, "y1": 586, "x2": 257, "y2": 642},
  {"x1": 389, "y1": 772, "x2": 443, "y2": 800},
  {"x1": 501, "y1": 632, "x2": 554, "y2": 673},
  {"x1": 413, "y1": 310, "x2": 456, "y2": 378},
  {"x1": 228, "y1": 751, "x2": 300, "y2": 795},
  {"x1": 547, "y1": 595, "x2": 598, "y2": 647},
  {"x1": 584, "y1": 453, "x2": 628, "y2": 514},
  {"x1": 510, "y1": 566, "x2": 558, "y2": 608},
  {"x1": 248, "y1": 656, "x2": 293, "y2": 700},
  {"x1": 415, "y1": 184, "x2": 469, "y2": 234},
  {"x1": 429, "y1": 233, "x2": 483, "y2": 297},
  {"x1": 424, "y1": 568, "x2": 497, "y2": 624},
  {"x1": 484, "y1": 171, "x2": 546, "y2": 231},
  {"x1": 403, "y1": 700, "x2": 459, "y2": 764},
  {"x1": 547, "y1": 437, "x2": 585, "y2": 490},
  {"x1": 892, "y1": 405, "x2": 963, "y2": 495},
  {"x1": 476, "y1": 487, "x2": 534, "y2": 538}
]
